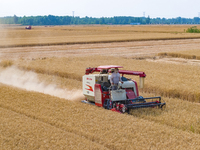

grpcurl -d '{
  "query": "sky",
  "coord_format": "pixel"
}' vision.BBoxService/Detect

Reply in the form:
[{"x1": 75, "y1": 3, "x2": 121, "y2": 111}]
[{"x1": 0, "y1": 0, "x2": 200, "y2": 18}]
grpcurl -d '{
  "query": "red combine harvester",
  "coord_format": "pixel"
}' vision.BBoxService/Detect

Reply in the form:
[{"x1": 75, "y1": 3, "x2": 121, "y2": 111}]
[
  {"x1": 25, "y1": 25, "x2": 31, "y2": 29},
  {"x1": 82, "y1": 65, "x2": 166, "y2": 113}
]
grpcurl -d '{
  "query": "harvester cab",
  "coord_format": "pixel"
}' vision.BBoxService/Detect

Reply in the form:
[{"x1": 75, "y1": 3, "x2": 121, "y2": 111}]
[{"x1": 82, "y1": 65, "x2": 166, "y2": 113}]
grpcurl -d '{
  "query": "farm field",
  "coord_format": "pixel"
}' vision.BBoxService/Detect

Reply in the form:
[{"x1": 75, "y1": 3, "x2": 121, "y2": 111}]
[
  {"x1": 9, "y1": 55, "x2": 199, "y2": 102},
  {"x1": 0, "y1": 83, "x2": 200, "y2": 149},
  {"x1": 1, "y1": 25, "x2": 200, "y2": 48},
  {"x1": 0, "y1": 25, "x2": 200, "y2": 149}
]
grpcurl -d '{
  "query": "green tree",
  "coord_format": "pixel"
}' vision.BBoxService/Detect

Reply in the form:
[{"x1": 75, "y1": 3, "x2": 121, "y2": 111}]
[
  {"x1": 146, "y1": 16, "x2": 150, "y2": 24},
  {"x1": 186, "y1": 26, "x2": 200, "y2": 33},
  {"x1": 13, "y1": 15, "x2": 18, "y2": 24}
]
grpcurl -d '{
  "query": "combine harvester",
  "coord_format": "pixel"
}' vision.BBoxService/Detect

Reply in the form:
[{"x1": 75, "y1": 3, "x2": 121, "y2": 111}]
[
  {"x1": 25, "y1": 25, "x2": 31, "y2": 29},
  {"x1": 82, "y1": 65, "x2": 166, "y2": 113}
]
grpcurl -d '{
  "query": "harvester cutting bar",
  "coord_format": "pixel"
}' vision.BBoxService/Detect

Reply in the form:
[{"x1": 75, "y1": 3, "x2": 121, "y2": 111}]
[
  {"x1": 126, "y1": 102, "x2": 166, "y2": 109},
  {"x1": 126, "y1": 96, "x2": 162, "y2": 103},
  {"x1": 125, "y1": 96, "x2": 166, "y2": 110}
]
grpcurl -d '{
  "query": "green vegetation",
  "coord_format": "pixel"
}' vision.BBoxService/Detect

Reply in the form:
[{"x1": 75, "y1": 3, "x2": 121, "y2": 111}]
[
  {"x1": 0, "y1": 15, "x2": 200, "y2": 25},
  {"x1": 186, "y1": 26, "x2": 200, "y2": 33}
]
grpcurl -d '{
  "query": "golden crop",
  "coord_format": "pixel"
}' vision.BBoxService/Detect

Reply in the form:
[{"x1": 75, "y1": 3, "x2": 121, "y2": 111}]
[
  {"x1": 1, "y1": 25, "x2": 200, "y2": 149},
  {"x1": 1, "y1": 57, "x2": 200, "y2": 149},
  {"x1": 13, "y1": 55, "x2": 200, "y2": 102},
  {"x1": 0, "y1": 60, "x2": 13, "y2": 67},
  {"x1": 1, "y1": 83, "x2": 200, "y2": 149},
  {"x1": 1, "y1": 25, "x2": 200, "y2": 48}
]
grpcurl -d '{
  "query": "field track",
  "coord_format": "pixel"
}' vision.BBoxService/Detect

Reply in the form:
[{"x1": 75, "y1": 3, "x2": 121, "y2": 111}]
[{"x1": 0, "y1": 39, "x2": 200, "y2": 59}]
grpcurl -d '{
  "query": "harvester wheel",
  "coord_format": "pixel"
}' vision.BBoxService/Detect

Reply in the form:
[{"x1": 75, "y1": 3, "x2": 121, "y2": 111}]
[
  {"x1": 113, "y1": 102, "x2": 116, "y2": 108},
  {"x1": 127, "y1": 108, "x2": 130, "y2": 114},
  {"x1": 122, "y1": 106, "x2": 126, "y2": 113},
  {"x1": 108, "y1": 100, "x2": 113, "y2": 110},
  {"x1": 104, "y1": 99, "x2": 112, "y2": 110},
  {"x1": 103, "y1": 99, "x2": 108, "y2": 109}
]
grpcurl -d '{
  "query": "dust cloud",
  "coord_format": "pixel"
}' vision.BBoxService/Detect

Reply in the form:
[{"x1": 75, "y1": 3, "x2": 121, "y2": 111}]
[{"x1": 0, "y1": 66, "x2": 84, "y2": 101}]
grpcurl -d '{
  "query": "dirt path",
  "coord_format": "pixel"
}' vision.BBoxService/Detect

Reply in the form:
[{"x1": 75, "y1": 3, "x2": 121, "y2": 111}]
[{"x1": 0, "y1": 39, "x2": 200, "y2": 59}]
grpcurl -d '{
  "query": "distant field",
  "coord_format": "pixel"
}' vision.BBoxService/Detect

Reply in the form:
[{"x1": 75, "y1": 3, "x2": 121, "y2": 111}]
[{"x1": 1, "y1": 25, "x2": 200, "y2": 47}]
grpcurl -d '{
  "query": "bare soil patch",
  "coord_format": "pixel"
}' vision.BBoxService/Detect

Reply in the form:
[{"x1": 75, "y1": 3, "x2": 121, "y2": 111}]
[{"x1": 0, "y1": 39, "x2": 200, "y2": 59}]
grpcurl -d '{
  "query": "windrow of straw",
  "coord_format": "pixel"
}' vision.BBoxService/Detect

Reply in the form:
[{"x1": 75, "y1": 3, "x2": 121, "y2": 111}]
[
  {"x1": 158, "y1": 52, "x2": 200, "y2": 60},
  {"x1": 0, "y1": 60, "x2": 13, "y2": 67},
  {"x1": 1, "y1": 83, "x2": 200, "y2": 149}
]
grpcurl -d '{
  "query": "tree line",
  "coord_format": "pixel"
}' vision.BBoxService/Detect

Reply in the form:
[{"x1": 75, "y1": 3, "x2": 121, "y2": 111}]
[{"x1": 0, "y1": 15, "x2": 200, "y2": 25}]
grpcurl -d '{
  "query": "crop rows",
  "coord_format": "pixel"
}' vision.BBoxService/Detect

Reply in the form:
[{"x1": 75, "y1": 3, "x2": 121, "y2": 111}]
[
  {"x1": 1, "y1": 25, "x2": 200, "y2": 48},
  {"x1": 1, "y1": 83, "x2": 200, "y2": 149},
  {"x1": 11, "y1": 55, "x2": 200, "y2": 102},
  {"x1": 0, "y1": 54, "x2": 199, "y2": 149},
  {"x1": 1, "y1": 25, "x2": 200, "y2": 149}
]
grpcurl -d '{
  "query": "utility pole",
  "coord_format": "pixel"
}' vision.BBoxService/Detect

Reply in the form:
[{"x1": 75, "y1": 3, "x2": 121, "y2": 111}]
[{"x1": 72, "y1": 11, "x2": 75, "y2": 25}]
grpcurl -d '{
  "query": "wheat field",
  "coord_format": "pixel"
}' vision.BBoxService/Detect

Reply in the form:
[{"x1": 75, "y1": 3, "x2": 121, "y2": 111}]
[
  {"x1": 1, "y1": 83, "x2": 200, "y2": 150},
  {"x1": 1, "y1": 25, "x2": 200, "y2": 149},
  {"x1": 11, "y1": 55, "x2": 200, "y2": 102},
  {"x1": 1, "y1": 25, "x2": 200, "y2": 47}
]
